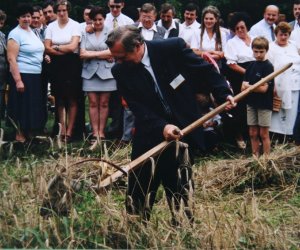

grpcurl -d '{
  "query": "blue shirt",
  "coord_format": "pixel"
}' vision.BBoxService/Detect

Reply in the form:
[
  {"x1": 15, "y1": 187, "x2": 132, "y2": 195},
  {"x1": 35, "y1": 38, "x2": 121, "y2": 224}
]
[{"x1": 8, "y1": 25, "x2": 44, "y2": 74}]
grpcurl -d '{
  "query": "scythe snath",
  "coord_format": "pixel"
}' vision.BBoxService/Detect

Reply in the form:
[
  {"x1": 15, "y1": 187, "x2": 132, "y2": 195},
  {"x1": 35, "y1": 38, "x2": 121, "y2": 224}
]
[{"x1": 97, "y1": 63, "x2": 293, "y2": 189}]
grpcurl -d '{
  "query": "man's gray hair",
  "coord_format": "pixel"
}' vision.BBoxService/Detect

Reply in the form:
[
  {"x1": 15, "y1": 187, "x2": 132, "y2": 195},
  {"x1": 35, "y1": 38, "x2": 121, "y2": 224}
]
[{"x1": 106, "y1": 25, "x2": 144, "y2": 52}]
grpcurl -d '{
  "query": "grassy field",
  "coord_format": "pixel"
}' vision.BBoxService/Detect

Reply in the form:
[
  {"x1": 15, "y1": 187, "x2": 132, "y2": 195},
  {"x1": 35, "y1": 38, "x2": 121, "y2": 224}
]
[{"x1": 0, "y1": 125, "x2": 299, "y2": 248}]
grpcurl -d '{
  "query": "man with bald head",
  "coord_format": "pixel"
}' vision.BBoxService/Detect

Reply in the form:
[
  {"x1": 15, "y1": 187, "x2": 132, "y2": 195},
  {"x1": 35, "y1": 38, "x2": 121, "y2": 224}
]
[{"x1": 249, "y1": 5, "x2": 279, "y2": 42}]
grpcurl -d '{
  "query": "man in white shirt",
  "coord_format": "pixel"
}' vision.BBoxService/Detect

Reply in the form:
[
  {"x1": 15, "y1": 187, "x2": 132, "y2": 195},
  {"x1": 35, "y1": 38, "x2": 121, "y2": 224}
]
[
  {"x1": 179, "y1": 3, "x2": 200, "y2": 46},
  {"x1": 137, "y1": 3, "x2": 165, "y2": 41},
  {"x1": 249, "y1": 5, "x2": 279, "y2": 42},
  {"x1": 290, "y1": 1, "x2": 300, "y2": 52},
  {"x1": 156, "y1": 3, "x2": 181, "y2": 39},
  {"x1": 104, "y1": 0, "x2": 134, "y2": 32}
]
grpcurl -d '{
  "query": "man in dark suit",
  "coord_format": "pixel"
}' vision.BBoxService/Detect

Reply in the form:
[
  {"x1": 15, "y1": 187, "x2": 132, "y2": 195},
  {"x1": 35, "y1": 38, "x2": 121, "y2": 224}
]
[{"x1": 106, "y1": 25, "x2": 235, "y2": 223}]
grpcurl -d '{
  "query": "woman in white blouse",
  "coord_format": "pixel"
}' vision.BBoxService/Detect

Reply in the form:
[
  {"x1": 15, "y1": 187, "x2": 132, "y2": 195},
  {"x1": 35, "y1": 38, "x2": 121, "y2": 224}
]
[
  {"x1": 44, "y1": 0, "x2": 81, "y2": 143},
  {"x1": 191, "y1": 5, "x2": 227, "y2": 68},
  {"x1": 268, "y1": 22, "x2": 300, "y2": 141},
  {"x1": 224, "y1": 12, "x2": 255, "y2": 149}
]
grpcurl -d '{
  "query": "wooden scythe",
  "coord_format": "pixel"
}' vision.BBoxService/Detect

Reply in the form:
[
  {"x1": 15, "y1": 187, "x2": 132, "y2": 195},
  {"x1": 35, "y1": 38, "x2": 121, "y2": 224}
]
[{"x1": 98, "y1": 63, "x2": 292, "y2": 189}]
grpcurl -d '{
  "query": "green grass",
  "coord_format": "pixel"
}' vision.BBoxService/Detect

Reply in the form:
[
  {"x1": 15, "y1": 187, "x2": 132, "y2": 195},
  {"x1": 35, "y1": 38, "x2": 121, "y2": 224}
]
[{"x1": 0, "y1": 113, "x2": 299, "y2": 248}]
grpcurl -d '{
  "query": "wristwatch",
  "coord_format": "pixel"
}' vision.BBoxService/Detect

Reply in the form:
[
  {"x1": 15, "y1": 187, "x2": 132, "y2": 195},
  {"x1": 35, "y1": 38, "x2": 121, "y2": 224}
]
[{"x1": 54, "y1": 45, "x2": 60, "y2": 51}]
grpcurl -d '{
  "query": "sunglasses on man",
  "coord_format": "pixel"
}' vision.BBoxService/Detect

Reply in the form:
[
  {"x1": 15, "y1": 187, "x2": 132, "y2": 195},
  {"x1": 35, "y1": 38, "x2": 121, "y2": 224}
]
[{"x1": 109, "y1": 5, "x2": 122, "y2": 9}]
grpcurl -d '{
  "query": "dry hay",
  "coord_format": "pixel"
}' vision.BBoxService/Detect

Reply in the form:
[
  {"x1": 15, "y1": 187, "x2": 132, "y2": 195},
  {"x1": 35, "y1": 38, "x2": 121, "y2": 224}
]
[
  {"x1": 40, "y1": 142, "x2": 131, "y2": 217},
  {"x1": 195, "y1": 145, "x2": 300, "y2": 195}
]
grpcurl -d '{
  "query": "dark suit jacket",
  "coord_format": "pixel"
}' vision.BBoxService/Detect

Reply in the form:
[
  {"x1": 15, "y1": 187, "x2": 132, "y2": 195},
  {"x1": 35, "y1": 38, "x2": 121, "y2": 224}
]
[{"x1": 112, "y1": 38, "x2": 232, "y2": 158}]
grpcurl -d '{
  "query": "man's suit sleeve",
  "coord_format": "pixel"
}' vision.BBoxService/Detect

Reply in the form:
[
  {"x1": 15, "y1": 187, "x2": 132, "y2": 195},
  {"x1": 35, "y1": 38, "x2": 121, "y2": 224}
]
[
  {"x1": 112, "y1": 65, "x2": 168, "y2": 136},
  {"x1": 176, "y1": 38, "x2": 232, "y2": 104}
]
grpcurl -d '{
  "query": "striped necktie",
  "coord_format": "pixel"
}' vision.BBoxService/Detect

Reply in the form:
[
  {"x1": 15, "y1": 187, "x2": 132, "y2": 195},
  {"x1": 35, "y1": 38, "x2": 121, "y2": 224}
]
[{"x1": 113, "y1": 18, "x2": 118, "y2": 29}]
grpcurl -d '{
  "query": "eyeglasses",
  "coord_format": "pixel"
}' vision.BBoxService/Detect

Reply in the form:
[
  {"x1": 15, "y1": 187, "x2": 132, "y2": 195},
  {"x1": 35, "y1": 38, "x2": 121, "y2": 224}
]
[
  {"x1": 109, "y1": 5, "x2": 122, "y2": 9},
  {"x1": 57, "y1": 9, "x2": 67, "y2": 13}
]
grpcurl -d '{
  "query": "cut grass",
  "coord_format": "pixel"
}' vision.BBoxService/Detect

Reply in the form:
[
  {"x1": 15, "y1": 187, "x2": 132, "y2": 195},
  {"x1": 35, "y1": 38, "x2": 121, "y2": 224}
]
[{"x1": 0, "y1": 131, "x2": 299, "y2": 248}]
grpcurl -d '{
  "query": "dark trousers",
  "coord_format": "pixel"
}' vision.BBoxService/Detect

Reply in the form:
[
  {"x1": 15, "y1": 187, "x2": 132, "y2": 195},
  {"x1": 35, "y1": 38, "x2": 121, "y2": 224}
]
[
  {"x1": 106, "y1": 91, "x2": 123, "y2": 139},
  {"x1": 126, "y1": 141, "x2": 193, "y2": 221},
  {"x1": 293, "y1": 93, "x2": 300, "y2": 144}
]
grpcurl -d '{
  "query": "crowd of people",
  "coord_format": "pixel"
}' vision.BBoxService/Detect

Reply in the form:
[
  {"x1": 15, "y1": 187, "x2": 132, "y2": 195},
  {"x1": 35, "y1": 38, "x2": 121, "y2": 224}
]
[
  {"x1": 0, "y1": 0, "x2": 299, "y2": 156},
  {"x1": 1, "y1": 0, "x2": 300, "y2": 224}
]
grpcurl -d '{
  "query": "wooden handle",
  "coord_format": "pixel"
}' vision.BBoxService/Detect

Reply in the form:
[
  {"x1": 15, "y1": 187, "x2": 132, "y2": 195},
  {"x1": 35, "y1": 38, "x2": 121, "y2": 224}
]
[{"x1": 98, "y1": 62, "x2": 293, "y2": 189}]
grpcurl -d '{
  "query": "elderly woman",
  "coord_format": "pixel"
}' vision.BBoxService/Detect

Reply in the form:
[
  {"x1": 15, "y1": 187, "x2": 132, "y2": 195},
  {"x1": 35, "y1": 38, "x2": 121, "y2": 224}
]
[
  {"x1": 80, "y1": 7, "x2": 116, "y2": 141},
  {"x1": 7, "y1": 3, "x2": 46, "y2": 142},
  {"x1": 224, "y1": 12, "x2": 255, "y2": 149},
  {"x1": 44, "y1": 0, "x2": 81, "y2": 143},
  {"x1": 267, "y1": 22, "x2": 300, "y2": 142},
  {"x1": 191, "y1": 5, "x2": 227, "y2": 68},
  {"x1": 0, "y1": 9, "x2": 7, "y2": 122}
]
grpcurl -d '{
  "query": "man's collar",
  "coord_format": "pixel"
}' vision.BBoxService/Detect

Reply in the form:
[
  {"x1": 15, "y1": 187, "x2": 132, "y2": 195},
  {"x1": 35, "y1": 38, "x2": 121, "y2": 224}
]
[
  {"x1": 183, "y1": 20, "x2": 199, "y2": 28},
  {"x1": 157, "y1": 19, "x2": 176, "y2": 30},
  {"x1": 110, "y1": 13, "x2": 122, "y2": 19},
  {"x1": 138, "y1": 22, "x2": 158, "y2": 32},
  {"x1": 263, "y1": 18, "x2": 275, "y2": 28},
  {"x1": 141, "y1": 43, "x2": 150, "y2": 67}
]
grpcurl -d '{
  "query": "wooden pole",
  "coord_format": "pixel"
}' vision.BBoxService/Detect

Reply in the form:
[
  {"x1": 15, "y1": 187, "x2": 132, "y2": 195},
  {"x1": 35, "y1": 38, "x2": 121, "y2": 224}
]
[{"x1": 97, "y1": 62, "x2": 293, "y2": 189}]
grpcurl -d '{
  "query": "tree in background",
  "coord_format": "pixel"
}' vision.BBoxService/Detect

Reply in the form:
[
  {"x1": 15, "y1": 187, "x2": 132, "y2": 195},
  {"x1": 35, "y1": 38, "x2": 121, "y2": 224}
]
[{"x1": 0, "y1": 0, "x2": 293, "y2": 34}]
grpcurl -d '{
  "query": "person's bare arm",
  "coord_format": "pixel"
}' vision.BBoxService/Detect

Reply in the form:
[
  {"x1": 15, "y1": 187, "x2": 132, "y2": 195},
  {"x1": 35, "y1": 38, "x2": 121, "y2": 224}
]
[
  {"x1": 44, "y1": 39, "x2": 64, "y2": 55},
  {"x1": 228, "y1": 63, "x2": 246, "y2": 75},
  {"x1": 54, "y1": 36, "x2": 80, "y2": 53},
  {"x1": 7, "y1": 39, "x2": 24, "y2": 92}
]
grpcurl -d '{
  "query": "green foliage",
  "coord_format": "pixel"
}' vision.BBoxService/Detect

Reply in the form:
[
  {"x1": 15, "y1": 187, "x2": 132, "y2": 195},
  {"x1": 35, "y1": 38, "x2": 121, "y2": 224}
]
[{"x1": 0, "y1": 0, "x2": 295, "y2": 31}]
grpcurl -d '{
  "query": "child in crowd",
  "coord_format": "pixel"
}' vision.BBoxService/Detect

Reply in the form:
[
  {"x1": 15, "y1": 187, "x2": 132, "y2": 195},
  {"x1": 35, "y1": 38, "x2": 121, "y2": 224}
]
[{"x1": 241, "y1": 36, "x2": 274, "y2": 156}]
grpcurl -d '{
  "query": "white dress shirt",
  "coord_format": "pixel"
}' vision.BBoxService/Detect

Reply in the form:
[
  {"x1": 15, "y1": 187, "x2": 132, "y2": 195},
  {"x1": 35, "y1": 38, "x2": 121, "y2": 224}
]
[
  {"x1": 104, "y1": 12, "x2": 134, "y2": 32},
  {"x1": 224, "y1": 35, "x2": 255, "y2": 64},
  {"x1": 249, "y1": 19, "x2": 276, "y2": 42},
  {"x1": 138, "y1": 22, "x2": 157, "y2": 41},
  {"x1": 141, "y1": 44, "x2": 171, "y2": 114},
  {"x1": 290, "y1": 22, "x2": 300, "y2": 51},
  {"x1": 190, "y1": 28, "x2": 227, "y2": 51},
  {"x1": 179, "y1": 20, "x2": 200, "y2": 46}
]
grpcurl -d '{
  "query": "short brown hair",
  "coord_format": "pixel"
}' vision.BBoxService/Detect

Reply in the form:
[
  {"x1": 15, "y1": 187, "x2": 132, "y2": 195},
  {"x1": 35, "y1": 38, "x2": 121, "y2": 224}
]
[
  {"x1": 251, "y1": 36, "x2": 269, "y2": 51},
  {"x1": 274, "y1": 21, "x2": 291, "y2": 35},
  {"x1": 140, "y1": 3, "x2": 156, "y2": 14},
  {"x1": 54, "y1": 0, "x2": 71, "y2": 13}
]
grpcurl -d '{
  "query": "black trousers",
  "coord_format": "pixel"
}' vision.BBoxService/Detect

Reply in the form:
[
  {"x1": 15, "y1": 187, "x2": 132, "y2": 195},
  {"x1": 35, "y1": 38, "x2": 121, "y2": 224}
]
[{"x1": 126, "y1": 141, "x2": 193, "y2": 221}]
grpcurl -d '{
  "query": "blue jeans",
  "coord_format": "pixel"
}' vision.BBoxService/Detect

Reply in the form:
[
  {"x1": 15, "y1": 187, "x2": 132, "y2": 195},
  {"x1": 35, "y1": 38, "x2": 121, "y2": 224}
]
[{"x1": 293, "y1": 92, "x2": 300, "y2": 143}]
